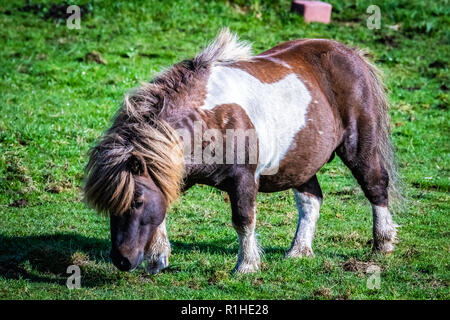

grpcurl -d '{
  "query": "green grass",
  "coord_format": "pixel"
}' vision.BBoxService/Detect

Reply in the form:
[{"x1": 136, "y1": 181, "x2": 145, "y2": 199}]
[{"x1": 0, "y1": 0, "x2": 449, "y2": 299}]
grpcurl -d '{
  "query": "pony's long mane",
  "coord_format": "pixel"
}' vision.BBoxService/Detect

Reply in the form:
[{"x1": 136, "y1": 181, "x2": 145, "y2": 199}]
[{"x1": 83, "y1": 28, "x2": 252, "y2": 215}]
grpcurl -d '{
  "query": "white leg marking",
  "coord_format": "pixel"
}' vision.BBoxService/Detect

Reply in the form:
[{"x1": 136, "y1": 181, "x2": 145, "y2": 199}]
[
  {"x1": 372, "y1": 205, "x2": 398, "y2": 253},
  {"x1": 234, "y1": 212, "x2": 262, "y2": 273},
  {"x1": 286, "y1": 190, "x2": 321, "y2": 258},
  {"x1": 145, "y1": 218, "x2": 171, "y2": 274}
]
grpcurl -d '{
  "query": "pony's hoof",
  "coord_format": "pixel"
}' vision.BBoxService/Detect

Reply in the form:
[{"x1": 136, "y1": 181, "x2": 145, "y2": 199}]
[
  {"x1": 373, "y1": 225, "x2": 398, "y2": 254},
  {"x1": 373, "y1": 241, "x2": 396, "y2": 254},
  {"x1": 234, "y1": 261, "x2": 260, "y2": 273},
  {"x1": 285, "y1": 246, "x2": 314, "y2": 258},
  {"x1": 145, "y1": 255, "x2": 169, "y2": 274}
]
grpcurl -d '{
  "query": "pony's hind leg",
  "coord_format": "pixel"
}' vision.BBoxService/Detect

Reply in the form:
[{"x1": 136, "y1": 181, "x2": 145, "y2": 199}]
[
  {"x1": 144, "y1": 218, "x2": 171, "y2": 274},
  {"x1": 286, "y1": 175, "x2": 323, "y2": 258},
  {"x1": 337, "y1": 128, "x2": 398, "y2": 253}
]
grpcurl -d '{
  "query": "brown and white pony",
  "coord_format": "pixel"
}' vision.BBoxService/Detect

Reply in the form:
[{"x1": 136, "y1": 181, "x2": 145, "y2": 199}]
[{"x1": 84, "y1": 29, "x2": 399, "y2": 274}]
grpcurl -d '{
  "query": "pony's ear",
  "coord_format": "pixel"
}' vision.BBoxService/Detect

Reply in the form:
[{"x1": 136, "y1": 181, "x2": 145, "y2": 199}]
[{"x1": 127, "y1": 153, "x2": 148, "y2": 176}]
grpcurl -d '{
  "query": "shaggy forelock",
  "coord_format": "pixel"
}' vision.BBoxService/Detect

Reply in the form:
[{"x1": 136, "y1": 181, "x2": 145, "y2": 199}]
[{"x1": 84, "y1": 112, "x2": 184, "y2": 215}]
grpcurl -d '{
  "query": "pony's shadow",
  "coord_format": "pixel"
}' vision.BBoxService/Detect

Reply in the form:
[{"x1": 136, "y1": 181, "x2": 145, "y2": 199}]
[
  {"x1": 0, "y1": 233, "x2": 112, "y2": 288},
  {"x1": 0, "y1": 234, "x2": 288, "y2": 287},
  {"x1": 171, "y1": 240, "x2": 287, "y2": 260}
]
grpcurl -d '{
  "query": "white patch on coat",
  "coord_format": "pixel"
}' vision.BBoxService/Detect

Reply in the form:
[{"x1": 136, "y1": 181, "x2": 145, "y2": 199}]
[
  {"x1": 286, "y1": 190, "x2": 321, "y2": 257},
  {"x1": 200, "y1": 66, "x2": 312, "y2": 177}
]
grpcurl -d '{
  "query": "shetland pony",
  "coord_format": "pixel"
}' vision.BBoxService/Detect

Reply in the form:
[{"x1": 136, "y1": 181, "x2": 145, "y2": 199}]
[{"x1": 84, "y1": 29, "x2": 399, "y2": 274}]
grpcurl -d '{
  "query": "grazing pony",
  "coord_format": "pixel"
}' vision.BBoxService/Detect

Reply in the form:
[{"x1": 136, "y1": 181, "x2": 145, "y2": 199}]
[{"x1": 84, "y1": 29, "x2": 399, "y2": 274}]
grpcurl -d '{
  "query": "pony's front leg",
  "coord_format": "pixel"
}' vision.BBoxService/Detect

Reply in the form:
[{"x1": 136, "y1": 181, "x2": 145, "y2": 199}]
[
  {"x1": 228, "y1": 172, "x2": 261, "y2": 273},
  {"x1": 286, "y1": 175, "x2": 323, "y2": 258},
  {"x1": 233, "y1": 211, "x2": 261, "y2": 273},
  {"x1": 144, "y1": 218, "x2": 171, "y2": 274}
]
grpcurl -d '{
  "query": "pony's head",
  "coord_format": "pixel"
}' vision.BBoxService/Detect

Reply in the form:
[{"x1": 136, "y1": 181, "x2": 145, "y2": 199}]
[{"x1": 83, "y1": 103, "x2": 184, "y2": 271}]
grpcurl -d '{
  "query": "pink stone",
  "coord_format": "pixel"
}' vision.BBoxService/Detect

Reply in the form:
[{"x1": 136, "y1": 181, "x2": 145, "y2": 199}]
[{"x1": 290, "y1": 1, "x2": 332, "y2": 24}]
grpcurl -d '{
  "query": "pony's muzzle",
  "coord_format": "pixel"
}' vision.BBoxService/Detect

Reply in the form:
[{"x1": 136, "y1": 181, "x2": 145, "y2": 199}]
[{"x1": 110, "y1": 249, "x2": 144, "y2": 272}]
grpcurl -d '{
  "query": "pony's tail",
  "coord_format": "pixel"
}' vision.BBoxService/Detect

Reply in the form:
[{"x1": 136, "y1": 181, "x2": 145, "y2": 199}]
[{"x1": 357, "y1": 50, "x2": 404, "y2": 211}]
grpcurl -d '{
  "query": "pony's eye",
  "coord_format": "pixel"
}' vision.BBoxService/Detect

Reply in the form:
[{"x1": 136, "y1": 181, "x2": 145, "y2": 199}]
[{"x1": 134, "y1": 200, "x2": 144, "y2": 208}]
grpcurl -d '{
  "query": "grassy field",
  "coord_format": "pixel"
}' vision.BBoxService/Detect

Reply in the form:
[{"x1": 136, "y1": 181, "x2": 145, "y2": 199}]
[{"x1": 0, "y1": 0, "x2": 448, "y2": 299}]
